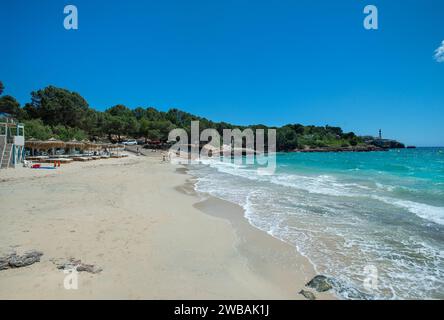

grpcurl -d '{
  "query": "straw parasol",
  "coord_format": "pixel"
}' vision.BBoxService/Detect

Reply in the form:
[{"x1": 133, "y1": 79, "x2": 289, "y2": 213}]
[
  {"x1": 96, "y1": 142, "x2": 108, "y2": 149},
  {"x1": 45, "y1": 137, "x2": 66, "y2": 149},
  {"x1": 107, "y1": 143, "x2": 124, "y2": 156},
  {"x1": 25, "y1": 138, "x2": 45, "y2": 155},
  {"x1": 80, "y1": 139, "x2": 93, "y2": 152},
  {"x1": 25, "y1": 138, "x2": 43, "y2": 149},
  {"x1": 65, "y1": 138, "x2": 84, "y2": 150}
]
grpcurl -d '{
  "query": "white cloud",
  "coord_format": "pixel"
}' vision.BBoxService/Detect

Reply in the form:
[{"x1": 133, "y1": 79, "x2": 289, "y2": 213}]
[{"x1": 434, "y1": 40, "x2": 444, "y2": 63}]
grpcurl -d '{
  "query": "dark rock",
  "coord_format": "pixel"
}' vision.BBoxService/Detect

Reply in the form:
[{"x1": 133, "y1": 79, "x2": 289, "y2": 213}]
[
  {"x1": 306, "y1": 275, "x2": 333, "y2": 292},
  {"x1": 362, "y1": 137, "x2": 405, "y2": 149},
  {"x1": 53, "y1": 258, "x2": 102, "y2": 274},
  {"x1": 299, "y1": 289, "x2": 316, "y2": 300},
  {"x1": 8, "y1": 251, "x2": 43, "y2": 268},
  {"x1": 293, "y1": 145, "x2": 387, "y2": 153},
  {"x1": 76, "y1": 263, "x2": 102, "y2": 274},
  {"x1": 0, "y1": 256, "x2": 11, "y2": 270},
  {"x1": 0, "y1": 250, "x2": 43, "y2": 270}
]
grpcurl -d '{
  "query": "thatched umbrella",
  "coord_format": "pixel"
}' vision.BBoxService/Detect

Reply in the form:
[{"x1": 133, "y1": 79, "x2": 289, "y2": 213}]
[
  {"x1": 45, "y1": 137, "x2": 65, "y2": 148},
  {"x1": 96, "y1": 142, "x2": 108, "y2": 150},
  {"x1": 25, "y1": 138, "x2": 41, "y2": 149},
  {"x1": 81, "y1": 139, "x2": 93, "y2": 153},
  {"x1": 45, "y1": 138, "x2": 65, "y2": 155},
  {"x1": 65, "y1": 139, "x2": 85, "y2": 154},
  {"x1": 107, "y1": 143, "x2": 123, "y2": 157},
  {"x1": 90, "y1": 142, "x2": 101, "y2": 155},
  {"x1": 65, "y1": 138, "x2": 84, "y2": 149},
  {"x1": 25, "y1": 138, "x2": 44, "y2": 156}
]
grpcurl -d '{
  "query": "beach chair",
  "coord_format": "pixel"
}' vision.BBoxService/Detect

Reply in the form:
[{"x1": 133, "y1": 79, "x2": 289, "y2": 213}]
[{"x1": 23, "y1": 160, "x2": 34, "y2": 168}]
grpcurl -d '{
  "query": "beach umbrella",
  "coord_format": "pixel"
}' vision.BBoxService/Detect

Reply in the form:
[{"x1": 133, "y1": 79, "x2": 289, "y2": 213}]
[
  {"x1": 91, "y1": 142, "x2": 101, "y2": 153},
  {"x1": 43, "y1": 138, "x2": 65, "y2": 155},
  {"x1": 97, "y1": 142, "x2": 107, "y2": 149},
  {"x1": 81, "y1": 139, "x2": 92, "y2": 146},
  {"x1": 25, "y1": 138, "x2": 45, "y2": 155},
  {"x1": 81, "y1": 139, "x2": 95, "y2": 153},
  {"x1": 107, "y1": 143, "x2": 123, "y2": 156},
  {"x1": 65, "y1": 138, "x2": 84, "y2": 149},
  {"x1": 45, "y1": 137, "x2": 65, "y2": 149},
  {"x1": 25, "y1": 138, "x2": 42, "y2": 149}
]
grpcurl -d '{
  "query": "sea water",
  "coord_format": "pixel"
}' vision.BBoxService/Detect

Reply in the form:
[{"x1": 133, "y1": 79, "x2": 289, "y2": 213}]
[{"x1": 188, "y1": 148, "x2": 444, "y2": 299}]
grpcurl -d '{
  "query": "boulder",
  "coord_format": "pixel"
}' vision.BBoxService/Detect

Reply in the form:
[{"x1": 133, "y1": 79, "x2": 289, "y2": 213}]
[
  {"x1": 306, "y1": 275, "x2": 333, "y2": 292},
  {"x1": 0, "y1": 256, "x2": 11, "y2": 270},
  {"x1": 8, "y1": 251, "x2": 43, "y2": 268},
  {"x1": 76, "y1": 263, "x2": 102, "y2": 274},
  {"x1": 299, "y1": 289, "x2": 316, "y2": 300},
  {"x1": 0, "y1": 250, "x2": 43, "y2": 270},
  {"x1": 54, "y1": 258, "x2": 102, "y2": 274}
]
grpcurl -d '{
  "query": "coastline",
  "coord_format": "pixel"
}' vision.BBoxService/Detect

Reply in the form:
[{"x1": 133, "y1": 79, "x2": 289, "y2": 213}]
[
  {"x1": 0, "y1": 154, "x2": 333, "y2": 299},
  {"x1": 176, "y1": 167, "x2": 334, "y2": 300}
]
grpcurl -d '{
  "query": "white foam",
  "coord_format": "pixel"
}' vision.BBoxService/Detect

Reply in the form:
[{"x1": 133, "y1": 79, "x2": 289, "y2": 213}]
[
  {"x1": 203, "y1": 159, "x2": 367, "y2": 197},
  {"x1": 372, "y1": 196, "x2": 444, "y2": 225},
  {"x1": 190, "y1": 161, "x2": 444, "y2": 299}
]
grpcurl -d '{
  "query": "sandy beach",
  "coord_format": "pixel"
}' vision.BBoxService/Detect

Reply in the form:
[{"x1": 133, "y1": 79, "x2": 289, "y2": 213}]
[{"x1": 0, "y1": 153, "x2": 331, "y2": 299}]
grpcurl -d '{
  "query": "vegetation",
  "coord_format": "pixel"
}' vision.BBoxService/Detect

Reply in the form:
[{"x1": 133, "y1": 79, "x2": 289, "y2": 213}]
[{"x1": 0, "y1": 83, "x2": 366, "y2": 151}]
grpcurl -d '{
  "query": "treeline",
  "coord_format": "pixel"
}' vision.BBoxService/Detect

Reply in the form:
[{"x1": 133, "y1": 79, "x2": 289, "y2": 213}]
[{"x1": 0, "y1": 83, "x2": 362, "y2": 151}]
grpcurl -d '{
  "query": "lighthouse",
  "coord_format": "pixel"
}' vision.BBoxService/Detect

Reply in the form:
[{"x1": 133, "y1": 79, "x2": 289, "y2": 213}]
[{"x1": 378, "y1": 129, "x2": 382, "y2": 140}]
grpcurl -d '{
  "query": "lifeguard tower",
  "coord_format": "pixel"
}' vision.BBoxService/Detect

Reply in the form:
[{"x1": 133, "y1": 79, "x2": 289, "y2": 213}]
[{"x1": 0, "y1": 113, "x2": 25, "y2": 169}]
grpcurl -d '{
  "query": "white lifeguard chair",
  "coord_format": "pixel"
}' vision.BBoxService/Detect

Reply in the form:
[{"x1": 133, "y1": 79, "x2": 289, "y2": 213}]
[{"x1": 0, "y1": 113, "x2": 25, "y2": 169}]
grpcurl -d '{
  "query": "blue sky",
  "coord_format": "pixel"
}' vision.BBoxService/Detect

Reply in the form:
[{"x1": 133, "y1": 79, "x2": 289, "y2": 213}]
[{"x1": 1, "y1": 0, "x2": 443, "y2": 146}]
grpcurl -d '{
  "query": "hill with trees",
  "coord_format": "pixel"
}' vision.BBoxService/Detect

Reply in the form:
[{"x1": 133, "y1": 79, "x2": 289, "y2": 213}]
[{"x1": 0, "y1": 83, "x2": 403, "y2": 152}]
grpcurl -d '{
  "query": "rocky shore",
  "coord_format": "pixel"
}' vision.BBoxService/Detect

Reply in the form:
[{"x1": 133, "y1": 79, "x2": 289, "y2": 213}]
[{"x1": 292, "y1": 145, "x2": 387, "y2": 153}]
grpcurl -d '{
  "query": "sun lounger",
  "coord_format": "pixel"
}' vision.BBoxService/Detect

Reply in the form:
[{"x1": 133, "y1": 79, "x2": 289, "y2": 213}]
[
  {"x1": 26, "y1": 156, "x2": 49, "y2": 161},
  {"x1": 40, "y1": 158, "x2": 74, "y2": 164}
]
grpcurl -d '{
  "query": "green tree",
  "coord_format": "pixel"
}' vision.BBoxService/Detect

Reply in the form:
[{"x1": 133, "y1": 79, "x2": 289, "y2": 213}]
[
  {"x1": 0, "y1": 95, "x2": 21, "y2": 118},
  {"x1": 349, "y1": 136, "x2": 359, "y2": 146},
  {"x1": 145, "y1": 107, "x2": 162, "y2": 121},
  {"x1": 106, "y1": 104, "x2": 133, "y2": 118},
  {"x1": 133, "y1": 107, "x2": 146, "y2": 120},
  {"x1": 139, "y1": 119, "x2": 173, "y2": 142},
  {"x1": 27, "y1": 86, "x2": 90, "y2": 128},
  {"x1": 22, "y1": 119, "x2": 53, "y2": 140},
  {"x1": 105, "y1": 105, "x2": 139, "y2": 138},
  {"x1": 105, "y1": 115, "x2": 126, "y2": 141},
  {"x1": 277, "y1": 126, "x2": 299, "y2": 151},
  {"x1": 52, "y1": 125, "x2": 87, "y2": 141},
  {"x1": 0, "y1": 81, "x2": 4, "y2": 95}
]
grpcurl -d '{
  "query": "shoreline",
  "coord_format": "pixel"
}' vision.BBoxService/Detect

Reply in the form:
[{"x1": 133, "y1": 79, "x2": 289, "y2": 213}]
[
  {"x1": 0, "y1": 154, "x2": 333, "y2": 299},
  {"x1": 175, "y1": 166, "x2": 334, "y2": 300}
]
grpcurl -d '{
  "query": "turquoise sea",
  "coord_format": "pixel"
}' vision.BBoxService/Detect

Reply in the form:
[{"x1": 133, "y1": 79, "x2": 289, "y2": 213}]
[{"x1": 188, "y1": 148, "x2": 444, "y2": 299}]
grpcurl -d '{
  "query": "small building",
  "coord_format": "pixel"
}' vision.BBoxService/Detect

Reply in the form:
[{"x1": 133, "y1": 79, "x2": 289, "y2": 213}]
[{"x1": 0, "y1": 113, "x2": 25, "y2": 169}]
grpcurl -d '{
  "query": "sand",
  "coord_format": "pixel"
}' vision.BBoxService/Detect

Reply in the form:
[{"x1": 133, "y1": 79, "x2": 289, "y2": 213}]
[{"x1": 0, "y1": 153, "x2": 332, "y2": 299}]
